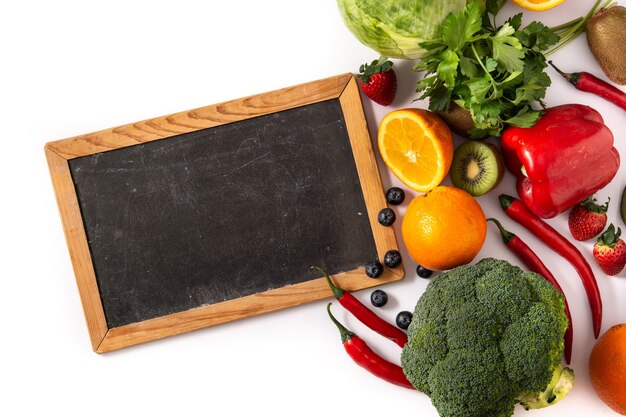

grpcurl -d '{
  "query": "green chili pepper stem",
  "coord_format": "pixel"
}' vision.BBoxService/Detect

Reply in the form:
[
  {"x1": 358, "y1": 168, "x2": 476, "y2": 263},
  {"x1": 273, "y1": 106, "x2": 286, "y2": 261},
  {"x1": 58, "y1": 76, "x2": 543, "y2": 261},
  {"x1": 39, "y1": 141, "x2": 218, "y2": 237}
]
[
  {"x1": 548, "y1": 61, "x2": 580, "y2": 86},
  {"x1": 327, "y1": 303, "x2": 354, "y2": 344},
  {"x1": 487, "y1": 218, "x2": 516, "y2": 245},
  {"x1": 312, "y1": 265, "x2": 344, "y2": 299},
  {"x1": 499, "y1": 194, "x2": 515, "y2": 210}
]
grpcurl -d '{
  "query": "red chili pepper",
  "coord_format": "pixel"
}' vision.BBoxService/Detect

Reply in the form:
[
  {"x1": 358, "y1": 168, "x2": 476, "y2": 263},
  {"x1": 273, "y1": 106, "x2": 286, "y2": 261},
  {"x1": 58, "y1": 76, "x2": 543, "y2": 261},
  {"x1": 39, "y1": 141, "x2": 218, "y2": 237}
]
[
  {"x1": 487, "y1": 218, "x2": 573, "y2": 364},
  {"x1": 314, "y1": 266, "x2": 408, "y2": 348},
  {"x1": 499, "y1": 195, "x2": 602, "y2": 338},
  {"x1": 326, "y1": 303, "x2": 415, "y2": 389},
  {"x1": 549, "y1": 61, "x2": 626, "y2": 112},
  {"x1": 500, "y1": 104, "x2": 619, "y2": 219}
]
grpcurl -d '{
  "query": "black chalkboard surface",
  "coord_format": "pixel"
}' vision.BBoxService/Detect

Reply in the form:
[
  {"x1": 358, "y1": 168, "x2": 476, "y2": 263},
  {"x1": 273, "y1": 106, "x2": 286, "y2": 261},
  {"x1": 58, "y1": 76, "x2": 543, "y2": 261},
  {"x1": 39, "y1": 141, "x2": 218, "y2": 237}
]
[
  {"x1": 45, "y1": 74, "x2": 403, "y2": 352},
  {"x1": 70, "y1": 99, "x2": 377, "y2": 328}
]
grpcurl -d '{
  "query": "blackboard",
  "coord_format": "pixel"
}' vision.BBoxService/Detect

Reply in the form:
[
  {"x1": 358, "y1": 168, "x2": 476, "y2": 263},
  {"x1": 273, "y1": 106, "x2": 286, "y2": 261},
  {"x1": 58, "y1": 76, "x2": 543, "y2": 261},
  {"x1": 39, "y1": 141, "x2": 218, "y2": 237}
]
[{"x1": 45, "y1": 74, "x2": 403, "y2": 352}]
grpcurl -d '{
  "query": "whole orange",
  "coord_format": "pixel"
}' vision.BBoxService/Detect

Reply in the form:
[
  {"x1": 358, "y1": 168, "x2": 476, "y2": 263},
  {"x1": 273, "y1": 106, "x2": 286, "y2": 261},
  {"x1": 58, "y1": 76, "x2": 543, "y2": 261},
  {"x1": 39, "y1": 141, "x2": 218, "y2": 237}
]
[
  {"x1": 589, "y1": 323, "x2": 626, "y2": 415},
  {"x1": 401, "y1": 186, "x2": 486, "y2": 271}
]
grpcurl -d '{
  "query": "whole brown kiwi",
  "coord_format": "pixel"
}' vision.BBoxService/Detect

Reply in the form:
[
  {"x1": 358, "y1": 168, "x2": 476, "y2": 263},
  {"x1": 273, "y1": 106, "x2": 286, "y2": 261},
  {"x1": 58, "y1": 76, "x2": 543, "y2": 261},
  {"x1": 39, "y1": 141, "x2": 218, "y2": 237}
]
[
  {"x1": 434, "y1": 102, "x2": 476, "y2": 138},
  {"x1": 586, "y1": 5, "x2": 626, "y2": 85}
]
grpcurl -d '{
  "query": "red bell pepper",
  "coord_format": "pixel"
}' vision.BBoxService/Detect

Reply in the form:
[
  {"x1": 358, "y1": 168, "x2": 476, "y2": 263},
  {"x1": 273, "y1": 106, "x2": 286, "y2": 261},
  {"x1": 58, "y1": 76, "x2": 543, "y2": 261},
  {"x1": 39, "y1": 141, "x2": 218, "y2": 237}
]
[{"x1": 501, "y1": 104, "x2": 620, "y2": 218}]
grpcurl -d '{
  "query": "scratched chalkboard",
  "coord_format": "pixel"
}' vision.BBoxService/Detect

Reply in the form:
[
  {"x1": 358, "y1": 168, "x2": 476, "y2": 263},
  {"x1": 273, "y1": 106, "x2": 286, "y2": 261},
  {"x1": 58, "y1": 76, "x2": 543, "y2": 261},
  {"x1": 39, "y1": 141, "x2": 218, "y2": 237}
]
[
  {"x1": 69, "y1": 99, "x2": 377, "y2": 328},
  {"x1": 47, "y1": 74, "x2": 402, "y2": 352}
]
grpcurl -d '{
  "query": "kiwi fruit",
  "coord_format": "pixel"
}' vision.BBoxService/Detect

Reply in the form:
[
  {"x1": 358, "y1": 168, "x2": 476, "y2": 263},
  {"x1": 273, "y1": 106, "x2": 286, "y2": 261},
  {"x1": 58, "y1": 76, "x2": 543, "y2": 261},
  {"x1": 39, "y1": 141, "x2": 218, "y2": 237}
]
[
  {"x1": 450, "y1": 141, "x2": 504, "y2": 197},
  {"x1": 435, "y1": 103, "x2": 476, "y2": 138},
  {"x1": 586, "y1": 5, "x2": 626, "y2": 85}
]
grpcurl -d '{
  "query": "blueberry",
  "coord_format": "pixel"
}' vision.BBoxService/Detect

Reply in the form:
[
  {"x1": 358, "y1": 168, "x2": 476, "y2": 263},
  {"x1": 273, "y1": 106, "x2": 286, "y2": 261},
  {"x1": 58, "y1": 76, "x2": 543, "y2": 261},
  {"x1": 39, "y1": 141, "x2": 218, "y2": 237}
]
[
  {"x1": 384, "y1": 250, "x2": 402, "y2": 268},
  {"x1": 378, "y1": 208, "x2": 396, "y2": 227},
  {"x1": 385, "y1": 187, "x2": 405, "y2": 205},
  {"x1": 416, "y1": 265, "x2": 433, "y2": 278},
  {"x1": 370, "y1": 290, "x2": 388, "y2": 307},
  {"x1": 396, "y1": 311, "x2": 413, "y2": 329},
  {"x1": 365, "y1": 260, "x2": 384, "y2": 278}
]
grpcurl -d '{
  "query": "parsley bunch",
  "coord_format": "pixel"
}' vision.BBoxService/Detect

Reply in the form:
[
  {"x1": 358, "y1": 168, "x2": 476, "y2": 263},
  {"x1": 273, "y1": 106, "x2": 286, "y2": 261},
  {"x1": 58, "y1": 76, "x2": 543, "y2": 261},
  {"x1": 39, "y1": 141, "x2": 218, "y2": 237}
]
[{"x1": 414, "y1": 0, "x2": 596, "y2": 138}]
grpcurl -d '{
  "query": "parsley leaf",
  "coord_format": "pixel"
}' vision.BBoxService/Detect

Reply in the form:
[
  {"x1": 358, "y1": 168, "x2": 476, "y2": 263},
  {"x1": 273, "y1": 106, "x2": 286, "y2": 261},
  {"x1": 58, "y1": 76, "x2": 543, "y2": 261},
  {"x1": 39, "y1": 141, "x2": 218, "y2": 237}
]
[
  {"x1": 504, "y1": 105, "x2": 542, "y2": 127},
  {"x1": 442, "y1": 1, "x2": 483, "y2": 50},
  {"x1": 491, "y1": 23, "x2": 525, "y2": 73},
  {"x1": 465, "y1": 75, "x2": 493, "y2": 104},
  {"x1": 471, "y1": 99, "x2": 503, "y2": 130},
  {"x1": 515, "y1": 21, "x2": 560, "y2": 51},
  {"x1": 505, "y1": 13, "x2": 523, "y2": 31},
  {"x1": 428, "y1": 86, "x2": 452, "y2": 111},
  {"x1": 485, "y1": 0, "x2": 507, "y2": 16},
  {"x1": 459, "y1": 55, "x2": 479, "y2": 78},
  {"x1": 485, "y1": 58, "x2": 498, "y2": 73},
  {"x1": 437, "y1": 50, "x2": 460, "y2": 87},
  {"x1": 413, "y1": 0, "x2": 557, "y2": 136}
]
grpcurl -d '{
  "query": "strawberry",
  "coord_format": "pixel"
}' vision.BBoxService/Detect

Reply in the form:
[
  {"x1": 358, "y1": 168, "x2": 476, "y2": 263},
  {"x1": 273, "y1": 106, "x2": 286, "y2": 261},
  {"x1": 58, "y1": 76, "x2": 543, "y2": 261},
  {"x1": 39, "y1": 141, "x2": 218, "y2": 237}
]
[
  {"x1": 357, "y1": 59, "x2": 396, "y2": 106},
  {"x1": 568, "y1": 196, "x2": 609, "y2": 241},
  {"x1": 593, "y1": 224, "x2": 626, "y2": 276}
]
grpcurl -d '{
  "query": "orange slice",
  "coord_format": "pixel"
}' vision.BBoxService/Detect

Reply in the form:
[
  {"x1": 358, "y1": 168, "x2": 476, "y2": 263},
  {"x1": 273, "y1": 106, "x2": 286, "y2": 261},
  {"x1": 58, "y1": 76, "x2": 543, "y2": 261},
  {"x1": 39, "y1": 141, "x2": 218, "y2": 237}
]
[
  {"x1": 378, "y1": 108, "x2": 454, "y2": 192},
  {"x1": 512, "y1": 0, "x2": 566, "y2": 11}
]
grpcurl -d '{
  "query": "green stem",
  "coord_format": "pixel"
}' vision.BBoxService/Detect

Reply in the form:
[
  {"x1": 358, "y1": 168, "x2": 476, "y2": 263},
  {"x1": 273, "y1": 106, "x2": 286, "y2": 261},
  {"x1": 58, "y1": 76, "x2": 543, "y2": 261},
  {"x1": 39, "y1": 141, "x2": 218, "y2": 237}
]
[
  {"x1": 549, "y1": 17, "x2": 583, "y2": 34},
  {"x1": 327, "y1": 303, "x2": 354, "y2": 344},
  {"x1": 312, "y1": 265, "x2": 344, "y2": 299},
  {"x1": 547, "y1": 61, "x2": 579, "y2": 85},
  {"x1": 546, "y1": 0, "x2": 614, "y2": 57},
  {"x1": 499, "y1": 194, "x2": 515, "y2": 210},
  {"x1": 487, "y1": 218, "x2": 516, "y2": 245},
  {"x1": 471, "y1": 43, "x2": 497, "y2": 96}
]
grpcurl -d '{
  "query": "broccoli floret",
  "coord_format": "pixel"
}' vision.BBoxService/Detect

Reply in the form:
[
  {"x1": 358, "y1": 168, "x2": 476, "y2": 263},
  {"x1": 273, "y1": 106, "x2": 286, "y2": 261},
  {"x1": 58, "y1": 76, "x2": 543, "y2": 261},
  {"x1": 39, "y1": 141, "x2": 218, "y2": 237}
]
[
  {"x1": 501, "y1": 303, "x2": 564, "y2": 392},
  {"x1": 475, "y1": 265, "x2": 534, "y2": 326},
  {"x1": 428, "y1": 346, "x2": 512, "y2": 417},
  {"x1": 401, "y1": 258, "x2": 573, "y2": 417},
  {"x1": 446, "y1": 302, "x2": 501, "y2": 351}
]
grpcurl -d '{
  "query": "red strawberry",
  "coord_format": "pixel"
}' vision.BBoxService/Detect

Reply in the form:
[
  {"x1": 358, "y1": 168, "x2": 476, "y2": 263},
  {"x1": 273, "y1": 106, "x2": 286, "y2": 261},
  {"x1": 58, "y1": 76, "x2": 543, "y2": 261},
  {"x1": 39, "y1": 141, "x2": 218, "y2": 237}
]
[
  {"x1": 568, "y1": 196, "x2": 609, "y2": 241},
  {"x1": 357, "y1": 59, "x2": 396, "y2": 106},
  {"x1": 593, "y1": 224, "x2": 626, "y2": 276}
]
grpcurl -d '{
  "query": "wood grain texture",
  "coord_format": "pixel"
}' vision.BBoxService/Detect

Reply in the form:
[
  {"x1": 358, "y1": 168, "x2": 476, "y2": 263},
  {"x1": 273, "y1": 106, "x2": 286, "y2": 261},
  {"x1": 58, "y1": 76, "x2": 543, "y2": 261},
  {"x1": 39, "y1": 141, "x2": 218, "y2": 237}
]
[
  {"x1": 44, "y1": 147, "x2": 109, "y2": 350},
  {"x1": 46, "y1": 73, "x2": 404, "y2": 352},
  {"x1": 45, "y1": 73, "x2": 353, "y2": 159},
  {"x1": 339, "y1": 77, "x2": 404, "y2": 281}
]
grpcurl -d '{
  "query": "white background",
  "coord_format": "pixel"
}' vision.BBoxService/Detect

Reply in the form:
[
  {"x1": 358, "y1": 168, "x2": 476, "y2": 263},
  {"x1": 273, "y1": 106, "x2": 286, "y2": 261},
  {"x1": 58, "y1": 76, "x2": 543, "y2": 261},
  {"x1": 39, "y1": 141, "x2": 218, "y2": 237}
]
[{"x1": 1, "y1": 1, "x2": 625, "y2": 416}]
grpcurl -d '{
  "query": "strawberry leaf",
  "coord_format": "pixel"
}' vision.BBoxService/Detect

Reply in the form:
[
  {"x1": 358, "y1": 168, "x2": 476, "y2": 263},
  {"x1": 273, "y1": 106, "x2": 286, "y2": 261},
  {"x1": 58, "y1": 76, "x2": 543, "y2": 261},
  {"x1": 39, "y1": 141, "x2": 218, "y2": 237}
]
[
  {"x1": 598, "y1": 224, "x2": 621, "y2": 248},
  {"x1": 580, "y1": 196, "x2": 610, "y2": 214}
]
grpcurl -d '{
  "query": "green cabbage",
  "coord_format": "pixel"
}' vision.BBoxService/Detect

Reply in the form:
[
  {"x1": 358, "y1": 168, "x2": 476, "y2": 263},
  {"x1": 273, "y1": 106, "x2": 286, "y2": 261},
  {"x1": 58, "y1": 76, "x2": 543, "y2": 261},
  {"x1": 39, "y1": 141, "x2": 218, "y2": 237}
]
[{"x1": 337, "y1": 0, "x2": 484, "y2": 59}]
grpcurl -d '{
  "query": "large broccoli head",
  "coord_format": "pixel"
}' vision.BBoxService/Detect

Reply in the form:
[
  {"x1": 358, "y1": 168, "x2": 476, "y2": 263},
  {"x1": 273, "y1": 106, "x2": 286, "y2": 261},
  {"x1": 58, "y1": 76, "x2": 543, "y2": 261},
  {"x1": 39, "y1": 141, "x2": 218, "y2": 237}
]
[{"x1": 401, "y1": 258, "x2": 573, "y2": 417}]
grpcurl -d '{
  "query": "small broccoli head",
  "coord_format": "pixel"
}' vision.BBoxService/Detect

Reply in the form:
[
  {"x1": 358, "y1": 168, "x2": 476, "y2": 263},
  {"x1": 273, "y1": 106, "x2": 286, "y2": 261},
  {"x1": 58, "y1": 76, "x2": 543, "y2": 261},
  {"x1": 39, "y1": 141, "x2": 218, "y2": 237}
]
[{"x1": 401, "y1": 258, "x2": 572, "y2": 417}]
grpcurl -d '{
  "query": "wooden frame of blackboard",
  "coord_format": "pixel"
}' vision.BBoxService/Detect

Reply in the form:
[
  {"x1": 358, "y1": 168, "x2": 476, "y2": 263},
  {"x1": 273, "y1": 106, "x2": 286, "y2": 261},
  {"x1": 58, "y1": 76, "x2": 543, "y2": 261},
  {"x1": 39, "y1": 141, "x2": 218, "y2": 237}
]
[{"x1": 45, "y1": 73, "x2": 404, "y2": 353}]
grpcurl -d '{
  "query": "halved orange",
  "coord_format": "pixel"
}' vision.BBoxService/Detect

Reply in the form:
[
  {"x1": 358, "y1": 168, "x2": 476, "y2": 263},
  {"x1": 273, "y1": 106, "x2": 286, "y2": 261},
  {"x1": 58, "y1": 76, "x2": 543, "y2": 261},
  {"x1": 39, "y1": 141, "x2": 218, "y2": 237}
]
[
  {"x1": 378, "y1": 108, "x2": 454, "y2": 192},
  {"x1": 512, "y1": 0, "x2": 566, "y2": 11}
]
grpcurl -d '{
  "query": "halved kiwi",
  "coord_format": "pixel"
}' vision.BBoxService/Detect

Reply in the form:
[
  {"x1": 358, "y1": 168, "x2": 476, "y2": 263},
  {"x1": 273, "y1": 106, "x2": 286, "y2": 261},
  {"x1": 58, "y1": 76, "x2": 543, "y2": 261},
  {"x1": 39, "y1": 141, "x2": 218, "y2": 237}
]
[{"x1": 450, "y1": 141, "x2": 504, "y2": 197}]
